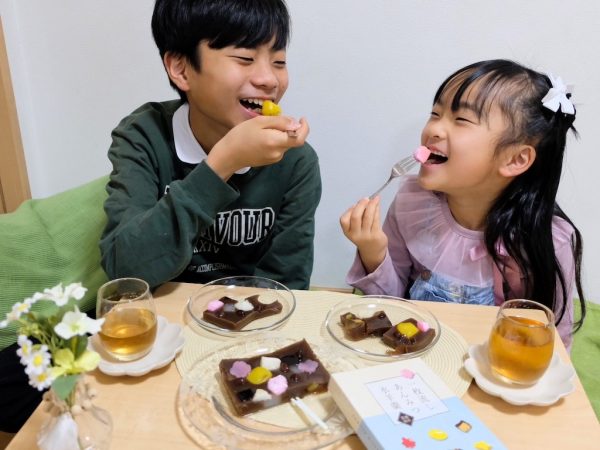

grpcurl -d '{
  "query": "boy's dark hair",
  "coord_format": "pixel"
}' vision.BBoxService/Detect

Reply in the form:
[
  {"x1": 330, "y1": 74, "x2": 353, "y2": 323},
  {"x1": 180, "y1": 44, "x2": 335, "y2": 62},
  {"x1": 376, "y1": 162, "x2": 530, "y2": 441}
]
[
  {"x1": 151, "y1": 0, "x2": 291, "y2": 101},
  {"x1": 434, "y1": 59, "x2": 585, "y2": 332}
]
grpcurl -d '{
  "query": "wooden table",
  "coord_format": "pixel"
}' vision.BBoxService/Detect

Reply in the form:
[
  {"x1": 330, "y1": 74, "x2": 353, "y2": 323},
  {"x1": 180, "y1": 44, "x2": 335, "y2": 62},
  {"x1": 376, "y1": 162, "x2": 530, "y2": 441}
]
[{"x1": 7, "y1": 282, "x2": 600, "y2": 449}]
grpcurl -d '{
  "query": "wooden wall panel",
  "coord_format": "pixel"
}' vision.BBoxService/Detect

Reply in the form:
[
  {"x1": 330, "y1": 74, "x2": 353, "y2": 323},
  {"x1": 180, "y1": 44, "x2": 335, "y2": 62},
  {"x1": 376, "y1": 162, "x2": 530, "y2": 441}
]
[{"x1": 0, "y1": 16, "x2": 30, "y2": 213}]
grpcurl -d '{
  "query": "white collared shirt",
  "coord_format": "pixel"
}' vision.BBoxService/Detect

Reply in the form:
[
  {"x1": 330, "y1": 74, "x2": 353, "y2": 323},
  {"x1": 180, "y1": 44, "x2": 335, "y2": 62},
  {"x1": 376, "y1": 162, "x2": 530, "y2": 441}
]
[{"x1": 172, "y1": 103, "x2": 250, "y2": 174}]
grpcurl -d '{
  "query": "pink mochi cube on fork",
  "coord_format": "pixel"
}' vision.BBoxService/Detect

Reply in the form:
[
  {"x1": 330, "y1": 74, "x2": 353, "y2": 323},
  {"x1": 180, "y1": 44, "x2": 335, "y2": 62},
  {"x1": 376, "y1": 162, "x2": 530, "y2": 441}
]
[{"x1": 413, "y1": 145, "x2": 431, "y2": 163}]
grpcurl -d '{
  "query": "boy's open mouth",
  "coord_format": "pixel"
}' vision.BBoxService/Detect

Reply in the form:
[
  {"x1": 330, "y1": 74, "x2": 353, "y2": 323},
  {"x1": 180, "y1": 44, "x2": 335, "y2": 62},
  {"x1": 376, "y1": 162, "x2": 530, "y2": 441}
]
[
  {"x1": 240, "y1": 98, "x2": 265, "y2": 114},
  {"x1": 425, "y1": 150, "x2": 448, "y2": 164}
]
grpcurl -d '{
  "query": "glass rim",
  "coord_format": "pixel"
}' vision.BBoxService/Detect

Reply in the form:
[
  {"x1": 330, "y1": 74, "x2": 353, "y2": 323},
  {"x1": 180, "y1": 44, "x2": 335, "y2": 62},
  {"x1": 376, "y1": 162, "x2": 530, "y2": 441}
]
[
  {"x1": 499, "y1": 299, "x2": 555, "y2": 326},
  {"x1": 97, "y1": 277, "x2": 151, "y2": 303}
]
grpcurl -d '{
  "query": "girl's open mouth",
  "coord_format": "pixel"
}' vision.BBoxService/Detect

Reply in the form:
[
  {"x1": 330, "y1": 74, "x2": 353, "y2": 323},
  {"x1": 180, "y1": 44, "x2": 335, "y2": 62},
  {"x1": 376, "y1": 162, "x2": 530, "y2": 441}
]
[{"x1": 425, "y1": 151, "x2": 448, "y2": 164}]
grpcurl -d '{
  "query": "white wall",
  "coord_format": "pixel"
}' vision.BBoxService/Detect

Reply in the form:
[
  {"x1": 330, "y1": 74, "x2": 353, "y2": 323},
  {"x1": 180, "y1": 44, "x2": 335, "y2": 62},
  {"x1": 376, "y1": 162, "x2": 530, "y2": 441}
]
[{"x1": 1, "y1": 0, "x2": 599, "y2": 300}]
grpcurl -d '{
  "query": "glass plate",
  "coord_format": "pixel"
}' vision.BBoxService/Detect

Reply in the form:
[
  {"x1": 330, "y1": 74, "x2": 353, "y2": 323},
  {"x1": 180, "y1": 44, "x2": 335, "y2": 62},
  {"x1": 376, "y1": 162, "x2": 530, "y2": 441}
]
[
  {"x1": 187, "y1": 276, "x2": 296, "y2": 337},
  {"x1": 464, "y1": 343, "x2": 576, "y2": 406},
  {"x1": 324, "y1": 295, "x2": 441, "y2": 361},
  {"x1": 177, "y1": 333, "x2": 356, "y2": 450}
]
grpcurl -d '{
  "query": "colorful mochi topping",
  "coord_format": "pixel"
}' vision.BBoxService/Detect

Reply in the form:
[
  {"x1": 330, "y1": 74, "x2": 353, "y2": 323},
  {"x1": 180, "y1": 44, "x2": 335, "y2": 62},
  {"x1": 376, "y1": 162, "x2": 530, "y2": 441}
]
[
  {"x1": 253, "y1": 389, "x2": 272, "y2": 402},
  {"x1": 267, "y1": 375, "x2": 288, "y2": 395},
  {"x1": 206, "y1": 299, "x2": 224, "y2": 312},
  {"x1": 417, "y1": 320, "x2": 430, "y2": 332},
  {"x1": 247, "y1": 366, "x2": 272, "y2": 385},
  {"x1": 260, "y1": 356, "x2": 281, "y2": 371},
  {"x1": 234, "y1": 299, "x2": 254, "y2": 312},
  {"x1": 219, "y1": 339, "x2": 331, "y2": 416},
  {"x1": 229, "y1": 360, "x2": 251, "y2": 378},
  {"x1": 262, "y1": 100, "x2": 282, "y2": 116},
  {"x1": 298, "y1": 359, "x2": 319, "y2": 374},
  {"x1": 413, "y1": 145, "x2": 431, "y2": 163},
  {"x1": 396, "y1": 322, "x2": 419, "y2": 338},
  {"x1": 202, "y1": 294, "x2": 283, "y2": 330}
]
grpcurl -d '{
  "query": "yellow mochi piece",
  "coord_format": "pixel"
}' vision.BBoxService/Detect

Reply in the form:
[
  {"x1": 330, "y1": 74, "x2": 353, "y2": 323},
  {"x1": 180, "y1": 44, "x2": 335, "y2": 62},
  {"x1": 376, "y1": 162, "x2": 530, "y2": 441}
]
[
  {"x1": 262, "y1": 100, "x2": 281, "y2": 116},
  {"x1": 246, "y1": 366, "x2": 272, "y2": 385},
  {"x1": 396, "y1": 322, "x2": 419, "y2": 338}
]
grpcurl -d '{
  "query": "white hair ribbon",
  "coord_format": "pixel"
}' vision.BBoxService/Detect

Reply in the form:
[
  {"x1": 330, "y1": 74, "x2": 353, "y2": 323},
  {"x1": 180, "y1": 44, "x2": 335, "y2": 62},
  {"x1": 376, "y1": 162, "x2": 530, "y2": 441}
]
[{"x1": 541, "y1": 74, "x2": 575, "y2": 115}]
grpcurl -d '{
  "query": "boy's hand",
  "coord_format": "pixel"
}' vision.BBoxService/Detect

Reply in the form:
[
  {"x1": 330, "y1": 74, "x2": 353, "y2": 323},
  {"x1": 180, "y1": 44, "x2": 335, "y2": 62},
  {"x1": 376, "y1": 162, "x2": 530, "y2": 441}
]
[
  {"x1": 206, "y1": 115, "x2": 308, "y2": 180},
  {"x1": 340, "y1": 196, "x2": 388, "y2": 273}
]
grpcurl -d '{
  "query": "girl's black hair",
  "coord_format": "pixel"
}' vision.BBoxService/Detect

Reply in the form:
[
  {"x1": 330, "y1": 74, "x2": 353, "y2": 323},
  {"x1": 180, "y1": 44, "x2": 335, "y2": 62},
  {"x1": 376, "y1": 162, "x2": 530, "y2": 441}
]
[
  {"x1": 433, "y1": 59, "x2": 585, "y2": 333},
  {"x1": 151, "y1": 0, "x2": 291, "y2": 100}
]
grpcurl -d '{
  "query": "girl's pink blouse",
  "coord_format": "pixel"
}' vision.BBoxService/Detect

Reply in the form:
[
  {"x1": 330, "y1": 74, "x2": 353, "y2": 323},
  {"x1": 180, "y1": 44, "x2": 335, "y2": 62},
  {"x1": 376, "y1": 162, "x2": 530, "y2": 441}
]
[{"x1": 346, "y1": 175, "x2": 576, "y2": 350}]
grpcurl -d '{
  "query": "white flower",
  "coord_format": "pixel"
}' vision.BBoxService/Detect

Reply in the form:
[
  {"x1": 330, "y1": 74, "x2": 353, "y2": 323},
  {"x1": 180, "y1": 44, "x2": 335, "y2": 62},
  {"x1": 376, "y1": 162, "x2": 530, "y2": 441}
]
[
  {"x1": 2, "y1": 297, "x2": 35, "y2": 324},
  {"x1": 1, "y1": 306, "x2": 26, "y2": 327},
  {"x1": 54, "y1": 307, "x2": 105, "y2": 340},
  {"x1": 16, "y1": 335, "x2": 34, "y2": 364},
  {"x1": 24, "y1": 345, "x2": 51, "y2": 376},
  {"x1": 32, "y1": 291, "x2": 45, "y2": 302},
  {"x1": 63, "y1": 283, "x2": 87, "y2": 301},
  {"x1": 38, "y1": 282, "x2": 87, "y2": 306},
  {"x1": 28, "y1": 366, "x2": 55, "y2": 391},
  {"x1": 40, "y1": 283, "x2": 70, "y2": 306}
]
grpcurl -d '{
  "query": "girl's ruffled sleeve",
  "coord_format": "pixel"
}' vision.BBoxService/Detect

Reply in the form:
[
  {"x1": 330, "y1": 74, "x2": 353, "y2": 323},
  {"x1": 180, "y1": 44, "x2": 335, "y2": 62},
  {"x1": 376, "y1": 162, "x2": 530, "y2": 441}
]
[
  {"x1": 345, "y1": 179, "x2": 419, "y2": 296},
  {"x1": 346, "y1": 244, "x2": 410, "y2": 297}
]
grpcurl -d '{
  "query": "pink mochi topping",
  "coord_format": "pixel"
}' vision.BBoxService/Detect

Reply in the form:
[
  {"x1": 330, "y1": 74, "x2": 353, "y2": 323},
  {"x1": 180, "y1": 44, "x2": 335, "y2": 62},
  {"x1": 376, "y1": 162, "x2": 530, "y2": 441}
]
[
  {"x1": 267, "y1": 374, "x2": 288, "y2": 395},
  {"x1": 416, "y1": 320, "x2": 430, "y2": 332},
  {"x1": 207, "y1": 299, "x2": 224, "y2": 312},
  {"x1": 413, "y1": 145, "x2": 431, "y2": 164},
  {"x1": 230, "y1": 360, "x2": 252, "y2": 378},
  {"x1": 297, "y1": 359, "x2": 319, "y2": 374}
]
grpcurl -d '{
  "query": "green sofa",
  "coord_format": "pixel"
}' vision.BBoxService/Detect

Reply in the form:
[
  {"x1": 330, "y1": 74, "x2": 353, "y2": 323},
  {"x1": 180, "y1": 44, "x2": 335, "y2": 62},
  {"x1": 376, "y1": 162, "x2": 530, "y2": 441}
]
[
  {"x1": 0, "y1": 176, "x2": 109, "y2": 351},
  {"x1": 572, "y1": 301, "x2": 600, "y2": 419}
]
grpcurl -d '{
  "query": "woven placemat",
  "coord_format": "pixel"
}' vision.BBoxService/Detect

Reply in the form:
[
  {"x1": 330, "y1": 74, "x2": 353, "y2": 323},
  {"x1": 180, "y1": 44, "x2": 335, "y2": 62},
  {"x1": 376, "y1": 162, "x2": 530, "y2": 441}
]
[{"x1": 175, "y1": 290, "x2": 472, "y2": 397}]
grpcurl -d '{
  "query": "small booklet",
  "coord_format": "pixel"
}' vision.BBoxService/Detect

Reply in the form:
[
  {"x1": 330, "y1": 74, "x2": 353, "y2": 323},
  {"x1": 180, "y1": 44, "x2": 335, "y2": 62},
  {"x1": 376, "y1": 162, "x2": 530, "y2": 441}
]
[{"x1": 330, "y1": 358, "x2": 507, "y2": 450}]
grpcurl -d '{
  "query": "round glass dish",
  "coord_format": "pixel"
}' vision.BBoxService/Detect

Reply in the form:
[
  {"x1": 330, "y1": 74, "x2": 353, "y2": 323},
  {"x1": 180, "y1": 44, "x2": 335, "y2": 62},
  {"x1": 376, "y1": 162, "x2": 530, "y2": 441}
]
[
  {"x1": 177, "y1": 333, "x2": 355, "y2": 450},
  {"x1": 324, "y1": 295, "x2": 441, "y2": 361},
  {"x1": 187, "y1": 276, "x2": 296, "y2": 337}
]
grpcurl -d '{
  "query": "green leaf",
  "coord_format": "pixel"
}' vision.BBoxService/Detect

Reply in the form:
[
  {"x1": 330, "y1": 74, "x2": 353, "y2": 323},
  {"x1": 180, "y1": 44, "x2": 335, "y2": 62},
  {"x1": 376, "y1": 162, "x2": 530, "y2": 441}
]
[
  {"x1": 51, "y1": 374, "x2": 80, "y2": 401},
  {"x1": 32, "y1": 303, "x2": 59, "y2": 320},
  {"x1": 71, "y1": 336, "x2": 88, "y2": 359},
  {"x1": 74, "y1": 350, "x2": 101, "y2": 372}
]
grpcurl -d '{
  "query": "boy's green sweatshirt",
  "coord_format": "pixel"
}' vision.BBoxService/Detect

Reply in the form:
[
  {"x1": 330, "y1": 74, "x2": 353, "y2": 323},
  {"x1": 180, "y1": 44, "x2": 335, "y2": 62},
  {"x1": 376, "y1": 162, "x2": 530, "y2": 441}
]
[{"x1": 100, "y1": 100, "x2": 321, "y2": 290}]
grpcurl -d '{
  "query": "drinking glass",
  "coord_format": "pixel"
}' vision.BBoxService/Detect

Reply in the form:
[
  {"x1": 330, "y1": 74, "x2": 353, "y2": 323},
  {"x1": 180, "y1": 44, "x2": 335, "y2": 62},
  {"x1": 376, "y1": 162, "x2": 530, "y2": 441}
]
[
  {"x1": 487, "y1": 299, "x2": 555, "y2": 385},
  {"x1": 96, "y1": 278, "x2": 157, "y2": 361}
]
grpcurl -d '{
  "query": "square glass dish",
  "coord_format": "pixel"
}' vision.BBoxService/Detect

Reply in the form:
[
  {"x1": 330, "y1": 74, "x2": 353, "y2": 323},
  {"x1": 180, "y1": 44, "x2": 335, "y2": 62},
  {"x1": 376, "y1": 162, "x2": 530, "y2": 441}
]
[{"x1": 177, "y1": 334, "x2": 356, "y2": 449}]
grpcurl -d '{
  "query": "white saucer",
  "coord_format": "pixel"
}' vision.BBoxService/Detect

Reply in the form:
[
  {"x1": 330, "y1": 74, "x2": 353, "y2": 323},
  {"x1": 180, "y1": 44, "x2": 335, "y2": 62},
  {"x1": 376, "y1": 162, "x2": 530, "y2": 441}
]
[
  {"x1": 464, "y1": 343, "x2": 575, "y2": 406},
  {"x1": 90, "y1": 315, "x2": 184, "y2": 376}
]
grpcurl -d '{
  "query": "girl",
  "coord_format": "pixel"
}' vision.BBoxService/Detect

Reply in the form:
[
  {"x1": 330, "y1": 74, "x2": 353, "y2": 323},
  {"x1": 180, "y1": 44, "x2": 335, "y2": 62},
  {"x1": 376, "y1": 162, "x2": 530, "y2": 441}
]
[{"x1": 340, "y1": 59, "x2": 585, "y2": 350}]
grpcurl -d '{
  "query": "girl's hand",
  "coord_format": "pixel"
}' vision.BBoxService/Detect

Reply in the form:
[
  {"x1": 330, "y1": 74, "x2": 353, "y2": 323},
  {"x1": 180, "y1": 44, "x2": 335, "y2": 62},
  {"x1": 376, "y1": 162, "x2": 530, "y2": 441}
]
[
  {"x1": 207, "y1": 115, "x2": 308, "y2": 180},
  {"x1": 340, "y1": 196, "x2": 388, "y2": 273}
]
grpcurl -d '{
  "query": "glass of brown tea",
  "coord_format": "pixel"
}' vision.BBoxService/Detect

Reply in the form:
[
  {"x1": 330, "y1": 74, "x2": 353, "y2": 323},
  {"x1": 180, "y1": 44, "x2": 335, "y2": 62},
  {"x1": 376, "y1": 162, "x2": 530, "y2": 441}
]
[
  {"x1": 487, "y1": 299, "x2": 555, "y2": 385},
  {"x1": 96, "y1": 278, "x2": 157, "y2": 361}
]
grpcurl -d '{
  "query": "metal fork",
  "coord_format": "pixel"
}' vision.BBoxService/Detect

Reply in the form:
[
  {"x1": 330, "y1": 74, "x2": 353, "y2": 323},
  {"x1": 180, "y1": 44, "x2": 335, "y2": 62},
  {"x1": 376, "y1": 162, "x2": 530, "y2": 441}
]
[{"x1": 369, "y1": 155, "x2": 417, "y2": 199}]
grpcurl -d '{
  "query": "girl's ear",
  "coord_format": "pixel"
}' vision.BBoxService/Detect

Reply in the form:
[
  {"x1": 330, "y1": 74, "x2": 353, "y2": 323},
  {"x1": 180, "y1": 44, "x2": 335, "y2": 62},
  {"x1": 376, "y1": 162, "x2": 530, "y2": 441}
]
[
  {"x1": 499, "y1": 144, "x2": 536, "y2": 178},
  {"x1": 163, "y1": 52, "x2": 190, "y2": 92}
]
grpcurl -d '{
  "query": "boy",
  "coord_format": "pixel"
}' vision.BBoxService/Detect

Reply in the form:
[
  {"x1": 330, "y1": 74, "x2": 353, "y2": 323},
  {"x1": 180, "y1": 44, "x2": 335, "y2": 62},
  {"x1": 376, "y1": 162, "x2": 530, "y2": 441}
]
[{"x1": 100, "y1": 0, "x2": 321, "y2": 289}]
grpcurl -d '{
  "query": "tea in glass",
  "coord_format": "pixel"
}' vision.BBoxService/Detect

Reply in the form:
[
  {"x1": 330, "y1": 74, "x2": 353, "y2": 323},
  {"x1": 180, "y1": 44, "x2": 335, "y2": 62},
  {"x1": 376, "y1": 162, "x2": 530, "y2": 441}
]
[
  {"x1": 488, "y1": 299, "x2": 555, "y2": 385},
  {"x1": 97, "y1": 278, "x2": 157, "y2": 361}
]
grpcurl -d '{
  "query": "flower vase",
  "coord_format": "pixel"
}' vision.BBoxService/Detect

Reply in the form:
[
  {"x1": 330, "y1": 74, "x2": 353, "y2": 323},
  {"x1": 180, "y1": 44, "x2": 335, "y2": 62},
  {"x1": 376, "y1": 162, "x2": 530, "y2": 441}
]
[{"x1": 37, "y1": 377, "x2": 112, "y2": 450}]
